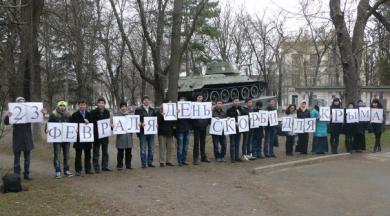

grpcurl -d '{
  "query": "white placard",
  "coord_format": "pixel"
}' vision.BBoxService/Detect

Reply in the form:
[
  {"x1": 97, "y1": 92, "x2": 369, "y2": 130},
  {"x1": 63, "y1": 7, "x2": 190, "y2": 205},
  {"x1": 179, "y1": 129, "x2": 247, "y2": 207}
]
[
  {"x1": 319, "y1": 107, "x2": 331, "y2": 121},
  {"x1": 62, "y1": 123, "x2": 78, "y2": 142},
  {"x1": 97, "y1": 119, "x2": 112, "y2": 138},
  {"x1": 47, "y1": 123, "x2": 63, "y2": 143},
  {"x1": 8, "y1": 103, "x2": 28, "y2": 124},
  {"x1": 293, "y1": 119, "x2": 305, "y2": 134},
  {"x1": 238, "y1": 115, "x2": 249, "y2": 132},
  {"x1": 371, "y1": 108, "x2": 384, "y2": 123},
  {"x1": 281, "y1": 117, "x2": 294, "y2": 132},
  {"x1": 26, "y1": 102, "x2": 44, "y2": 123},
  {"x1": 113, "y1": 116, "x2": 127, "y2": 135},
  {"x1": 268, "y1": 110, "x2": 278, "y2": 126},
  {"x1": 346, "y1": 109, "x2": 359, "y2": 123},
  {"x1": 223, "y1": 118, "x2": 237, "y2": 135},
  {"x1": 144, "y1": 116, "x2": 157, "y2": 135},
  {"x1": 126, "y1": 115, "x2": 140, "y2": 133},
  {"x1": 331, "y1": 109, "x2": 344, "y2": 123},
  {"x1": 359, "y1": 107, "x2": 371, "y2": 122},
  {"x1": 79, "y1": 123, "x2": 94, "y2": 142},
  {"x1": 258, "y1": 110, "x2": 269, "y2": 126},
  {"x1": 304, "y1": 118, "x2": 316, "y2": 133},
  {"x1": 249, "y1": 112, "x2": 261, "y2": 128},
  {"x1": 191, "y1": 102, "x2": 212, "y2": 119},
  {"x1": 163, "y1": 103, "x2": 177, "y2": 121},
  {"x1": 209, "y1": 118, "x2": 224, "y2": 135},
  {"x1": 177, "y1": 101, "x2": 192, "y2": 119}
]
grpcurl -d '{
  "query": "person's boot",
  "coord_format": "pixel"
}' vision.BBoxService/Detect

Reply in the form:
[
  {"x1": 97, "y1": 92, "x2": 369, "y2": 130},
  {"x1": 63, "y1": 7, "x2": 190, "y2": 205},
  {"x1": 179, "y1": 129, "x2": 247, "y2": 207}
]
[
  {"x1": 378, "y1": 144, "x2": 382, "y2": 152},
  {"x1": 373, "y1": 144, "x2": 378, "y2": 153}
]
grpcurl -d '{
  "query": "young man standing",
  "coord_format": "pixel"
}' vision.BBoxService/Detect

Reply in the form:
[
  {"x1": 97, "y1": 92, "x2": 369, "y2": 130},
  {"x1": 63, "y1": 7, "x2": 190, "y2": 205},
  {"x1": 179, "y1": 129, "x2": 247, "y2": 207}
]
[
  {"x1": 71, "y1": 100, "x2": 93, "y2": 176},
  {"x1": 176, "y1": 96, "x2": 191, "y2": 166},
  {"x1": 48, "y1": 101, "x2": 73, "y2": 178},
  {"x1": 3, "y1": 97, "x2": 36, "y2": 180},
  {"x1": 192, "y1": 94, "x2": 210, "y2": 165},
  {"x1": 226, "y1": 97, "x2": 244, "y2": 163},
  {"x1": 135, "y1": 95, "x2": 157, "y2": 168},
  {"x1": 157, "y1": 100, "x2": 175, "y2": 167},
  {"x1": 242, "y1": 98, "x2": 254, "y2": 160},
  {"x1": 90, "y1": 98, "x2": 111, "y2": 173},
  {"x1": 212, "y1": 99, "x2": 227, "y2": 162},
  {"x1": 264, "y1": 99, "x2": 278, "y2": 158}
]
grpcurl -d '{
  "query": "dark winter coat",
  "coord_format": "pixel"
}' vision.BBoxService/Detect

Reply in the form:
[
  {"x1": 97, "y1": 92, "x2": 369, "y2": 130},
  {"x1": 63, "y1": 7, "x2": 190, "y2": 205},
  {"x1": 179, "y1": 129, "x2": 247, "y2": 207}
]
[
  {"x1": 330, "y1": 105, "x2": 343, "y2": 135},
  {"x1": 212, "y1": 108, "x2": 226, "y2": 119},
  {"x1": 4, "y1": 116, "x2": 33, "y2": 152},
  {"x1": 157, "y1": 112, "x2": 175, "y2": 137},
  {"x1": 71, "y1": 110, "x2": 93, "y2": 149},
  {"x1": 135, "y1": 106, "x2": 157, "y2": 135},
  {"x1": 90, "y1": 108, "x2": 110, "y2": 143}
]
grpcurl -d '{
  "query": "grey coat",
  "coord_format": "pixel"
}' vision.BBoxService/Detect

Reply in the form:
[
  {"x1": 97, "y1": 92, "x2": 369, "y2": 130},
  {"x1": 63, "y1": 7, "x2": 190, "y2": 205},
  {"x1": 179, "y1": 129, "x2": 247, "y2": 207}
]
[
  {"x1": 116, "y1": 113, "x2": 133, "y2": 149},
  {"x1": 4, "y1": 116, "x2": 34, "y2": 152}
]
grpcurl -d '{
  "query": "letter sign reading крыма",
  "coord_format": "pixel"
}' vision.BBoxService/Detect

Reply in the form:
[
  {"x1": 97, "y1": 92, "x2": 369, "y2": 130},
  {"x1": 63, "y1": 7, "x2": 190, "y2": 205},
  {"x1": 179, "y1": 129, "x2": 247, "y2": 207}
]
[
  {"x1": 331, "y1": 109, "x2": 344, "y2": 123},
  {"x1": 346, "y1": 109, "x2": 359, "y2": 123},
  {"x1": 319, "y1": 107, "x2": 330, "y2": 121},
  {"x1": 371, "y1": 108, "x2": 384, "y2": 123},
  {"x1": 359, "y1": 107, "x2": 370, "y2": 122}
]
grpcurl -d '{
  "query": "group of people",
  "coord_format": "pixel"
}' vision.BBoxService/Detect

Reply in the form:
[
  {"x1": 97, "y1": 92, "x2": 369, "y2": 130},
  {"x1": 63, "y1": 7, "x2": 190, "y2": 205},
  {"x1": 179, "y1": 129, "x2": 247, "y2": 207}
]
[{"x1": 3, "y1": 95, "x2": 386, "y2": 180}]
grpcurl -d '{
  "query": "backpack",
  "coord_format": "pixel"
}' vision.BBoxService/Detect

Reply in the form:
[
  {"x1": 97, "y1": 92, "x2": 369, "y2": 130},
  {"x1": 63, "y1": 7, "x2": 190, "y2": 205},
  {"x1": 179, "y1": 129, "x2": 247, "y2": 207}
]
[{"x1": 2, "y1": 173, "x2": 22, "y2": 193}]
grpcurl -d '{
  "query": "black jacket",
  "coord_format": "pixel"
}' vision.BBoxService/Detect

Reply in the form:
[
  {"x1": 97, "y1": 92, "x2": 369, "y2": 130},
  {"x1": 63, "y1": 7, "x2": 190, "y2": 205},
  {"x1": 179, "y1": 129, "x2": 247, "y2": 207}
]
[
  {"x1": 157, "y1": 112, "x2": 175, "y2": 137},
  {"x1": 4, "y1": 116, "x2": 33, "y2": 152},
  {"x1": 226, "y1": 105, "x2": 244, "y2": 121},
  {"x1": 175, "y1": 119, "x2": 192, "y2": 133},
  {"x1": 212, "y1": 108, "x2": 226, "y2": 119},
  {"x1": 90, "y1": 108, "x2": 110, "y2": 143},
  {"x1": 71, "y1": 110, "x2": 93, "y2": 148}
]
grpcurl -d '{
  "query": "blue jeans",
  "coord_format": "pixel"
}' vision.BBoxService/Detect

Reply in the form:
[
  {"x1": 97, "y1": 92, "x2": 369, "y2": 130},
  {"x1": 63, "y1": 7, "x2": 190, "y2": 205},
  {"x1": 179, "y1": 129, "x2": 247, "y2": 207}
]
[
  {"x1": 252, "y1": 134, "x2": 263, "y2": 158},
  {"x1": 14, "y1": 151, "x2": 30, "y2": 176},
  {"x1": 212, "y1": 135, "x2": 226, "y2": 160},
  {"x1": 53, "y1": 142, "x2": 70, "y2": 173},
  {"x1": 93, "y1": 141, "x2": 109, "y2": 171},
  {"x1": 242, "y1": 129, "x2": 254, "y2": 155},
  {"x1": 139, "y1": 134, "x2": 155, "y2": 166},
  {"x1": 264, "y1": 127, "x2": 277, "y2": 156},
  {"x1": 230, "y1": 133, "x2": 241, "y2": 161},
  {"x1": 176, "y1": 131, "x2": 189, "y2": 164}
]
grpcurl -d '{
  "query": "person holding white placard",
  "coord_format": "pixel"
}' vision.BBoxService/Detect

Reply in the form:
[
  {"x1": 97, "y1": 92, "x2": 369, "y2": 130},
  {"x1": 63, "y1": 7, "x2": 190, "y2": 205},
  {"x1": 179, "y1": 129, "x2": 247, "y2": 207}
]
[
  {"x1": 90, "y1": 98, "x2": 111, "y2": 172},
  {"x1": 48, "y1": 101, "x2": 73, "y2": 178},
  {"x1": 211, "y1": 99, "x2": 227, "y2": 162},
  {"x1": 135, "y1": 95, "x2": 157, "y2": 168},
  {"x1": 115, "y1": 102, "x2": 133, "y2": 170},
  {"x1": 311, "y1": 105, "x2": 329, "y2": 154},
  {"x1": 353, "y1": 100, "x2": 368, "y2": 152},
  {"x1": 252, "y1": 101, "x2": 265, "y2": 159},
  {"x1": 192, "y1": 94, "x2": 211, "y2": 165},
  {"x1": 176, "y1": 96, "x2": 192, "y2": 166},
  {"x1": 329, "y1": 98, "x2": 343, "y2": 154},
  {"x1": 157, "y1": 100, "x2": 176, "y2": 167},
  {"x1": 295, "y1": 100, "x2": 310, "y2": 154},
  {"x1": 264, "y1": 99, "x2": 278, "y2": 158},
  {"x1": 71, "y1": 100, "x2": 93, "y2": 176},
  {"x1": 242, "y1": 98, "x2": 254, "y2": 161},
  {"x1": 370, "y1": 99, "x2": 386, "y2": 153},
  {"x1": 226, "y1": 98, "x2": 245, "y2": 162},
  {"x1": 284, "y1": 104, "x2": 297, "y2": 156},
  {"x1": 344, "y1": 102, "x2": 358, "y2": 153},
  {"x1": 3, "y1": 97, "x2": 34, "y2": 180}
]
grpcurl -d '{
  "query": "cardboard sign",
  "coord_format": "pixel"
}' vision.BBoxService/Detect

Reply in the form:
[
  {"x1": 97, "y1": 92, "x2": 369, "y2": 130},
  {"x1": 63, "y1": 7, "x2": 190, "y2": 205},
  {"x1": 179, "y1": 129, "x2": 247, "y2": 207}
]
[
  {"x1": 47, "y1": 123, "x2": 63, "y2": 143},
  {"x1": 163, "y1": 103, "x2": 177, "y2": 121},
  {"x1": 143, "y1": 117, "x2": 157, "y2": 135},
  {"x1": 223, "y1": 118, "x2": 236, "y2": 135},
  {"x1": 281, "y1": 117, "x2": 294, "y2": 132},
  {"x1": 177, "y1": 101, "x2": 192, "y2": 119},
  {"x1": 113, "y1": 116, "x2": 127, "y2": 135},
  {"x1": 97, "y1": 119, "x2": 112, "y2": 139},
  {"x1": 268, "y1": 110, "x2": 278, "y2": 126},
  {"x1": 79, "y1": 123, "x2": 94, "y2": 142},
  {"x1": 209, "y1": 118, "x2": 224, "y2": 135},
  {"x1": 249, "y1": 112, "x2": 261, "y2": 128},
  {"x1": 346, "y1": 109, "x2": 359, "y2": 123},
  {"x1": 293, "y1": 119, "x2": 305, "y2": 133},
  {"x1": 238, "y1": 115, "x2": 249, "y2": 132},
  {"x1": 191, "y1": 102, "x2": 212, "y2": 119},
  {"x1": 8, "y1": 103, "x2": 28, "y2": 124},
  {"x1": 26, "y1": 102, "x2": 44, "y2": 123},
  {"x1": 359, "y1": 107, "x2": 371, "y2": 122},
  {"x1": 331, "y1": 109, "x2": 344, "y2": 123},
  {"x1": 258, "y1": 110, "x2": 269, "y2": 126},
  {"x1": 304, "y1": 118, "x2": 316, "y2": 133},
  {"x1": 126, "y1": 115, "x2": 140, "y2": 133},
  {"x1": 319, "y1": 107, "x2": 331, "y2": 121},
  {"x1": 371, "y1": 108, "x2": 384, "y2": 123}
]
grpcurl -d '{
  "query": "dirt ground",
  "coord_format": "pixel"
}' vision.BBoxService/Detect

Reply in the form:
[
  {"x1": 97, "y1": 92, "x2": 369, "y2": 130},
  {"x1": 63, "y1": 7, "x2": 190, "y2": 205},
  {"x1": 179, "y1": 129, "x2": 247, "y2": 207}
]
[{"x1": 1, "y1": 130, "x2": 390, "y2": 216}]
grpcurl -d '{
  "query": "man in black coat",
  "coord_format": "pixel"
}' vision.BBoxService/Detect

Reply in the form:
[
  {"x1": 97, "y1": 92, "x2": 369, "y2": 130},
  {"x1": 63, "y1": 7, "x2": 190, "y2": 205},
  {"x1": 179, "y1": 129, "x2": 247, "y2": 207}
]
[
  {"x1": 71, "y1": 99, "x2": 93, "y2": 176},
  {"x1": 226, "y1": 97, "x2": 244, "y2": 162},
  {"x1": 212, "y1": 99, "x2": 227, "y2": 162},
  {"x1": 135, "y1": 95, "x2": 157, "y2": 168},
  {"x1": 192, "y1": 94, "x2": 210, "y2": 165},
  {"x1": 90, "y1": 97, "x2": 111, "y2": 173}
]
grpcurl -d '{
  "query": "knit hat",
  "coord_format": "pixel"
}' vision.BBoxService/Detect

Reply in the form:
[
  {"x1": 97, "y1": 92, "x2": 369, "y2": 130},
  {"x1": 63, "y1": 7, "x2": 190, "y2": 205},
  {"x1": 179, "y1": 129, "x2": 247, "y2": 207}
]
[
  {"x1": 15, "y1": 97, "x2": 25, "y2": 102},
  {"x1": 57, "y1": 101, "x2": 67, "y2": 107}
]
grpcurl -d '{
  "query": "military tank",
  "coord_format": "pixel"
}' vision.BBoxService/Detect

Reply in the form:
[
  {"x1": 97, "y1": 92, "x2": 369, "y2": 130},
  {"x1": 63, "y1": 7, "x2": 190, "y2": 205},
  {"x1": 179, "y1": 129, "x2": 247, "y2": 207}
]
[{"x1": 178, "y1": 62, "x2": 266, "y2": 102}]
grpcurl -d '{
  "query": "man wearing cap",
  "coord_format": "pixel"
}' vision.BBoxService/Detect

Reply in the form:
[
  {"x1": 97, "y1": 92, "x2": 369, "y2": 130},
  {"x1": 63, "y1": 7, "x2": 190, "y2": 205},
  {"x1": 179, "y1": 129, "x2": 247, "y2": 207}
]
[
  {"x1": 48, "y1": 100, "x2": 73, "y2": 178},
  {"x1": 3, "y1": 97, "x2": 37, "y2": 180}
]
